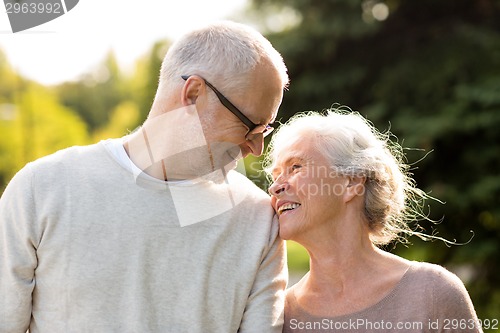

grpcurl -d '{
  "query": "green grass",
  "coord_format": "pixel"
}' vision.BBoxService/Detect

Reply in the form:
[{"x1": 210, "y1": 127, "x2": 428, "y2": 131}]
[{"x1": 286, "y1": 240, "x2": 310, "y2": 272}]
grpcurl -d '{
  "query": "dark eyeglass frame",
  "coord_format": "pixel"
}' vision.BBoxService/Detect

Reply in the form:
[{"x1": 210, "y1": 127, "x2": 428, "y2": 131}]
[{"x1": 181, "y1": 75, "x2": 274, "y2": 138}]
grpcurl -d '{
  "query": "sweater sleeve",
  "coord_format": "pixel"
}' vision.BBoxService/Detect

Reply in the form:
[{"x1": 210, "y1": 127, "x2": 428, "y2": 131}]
[
  {"x1": 432, "y1": 266, "x2": 483, "y2": 333},
  {"x1": 0, "y1": 164, "x2": 38, "y2": 333},
  {"x1": 238, "y1": 214, "x2": 288, "y2": 333}
]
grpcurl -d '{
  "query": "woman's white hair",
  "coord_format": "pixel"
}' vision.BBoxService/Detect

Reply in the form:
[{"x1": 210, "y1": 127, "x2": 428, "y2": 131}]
[
  {"x1": 265, "y1": 107, "x2": 436, "y2": 246},
  {"x1": 157, "y1": 21, "x2": 288, "y2": 100}
]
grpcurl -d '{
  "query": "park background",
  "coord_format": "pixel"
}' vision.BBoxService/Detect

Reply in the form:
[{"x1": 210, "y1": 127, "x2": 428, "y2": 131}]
[{"x1": 1, "y1": 0, "x2": 499, "y2": 327}]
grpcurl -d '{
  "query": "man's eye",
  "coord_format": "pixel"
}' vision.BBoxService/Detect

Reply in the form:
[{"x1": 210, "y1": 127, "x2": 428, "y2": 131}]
[{"x1": 291, "y1": 164, "x2": 302, "y2": 171}]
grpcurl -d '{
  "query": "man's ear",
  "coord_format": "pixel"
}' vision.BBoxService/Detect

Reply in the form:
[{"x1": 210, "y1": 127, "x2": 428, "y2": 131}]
[
  {"x1": 344, "y1": 176, "x2": 366, "y2": 203},
  {"x1": 181, "y1": 76, "x2": 205, "y2": 106}
]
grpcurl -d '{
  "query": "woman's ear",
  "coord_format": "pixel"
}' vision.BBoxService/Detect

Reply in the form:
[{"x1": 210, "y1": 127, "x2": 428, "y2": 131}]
[
  {"x1": 181, "y1": 76, "x2": 204, "y2": 106},
  {"x1": 344, "y1": 176, "x2": 366, "y2": 203}
]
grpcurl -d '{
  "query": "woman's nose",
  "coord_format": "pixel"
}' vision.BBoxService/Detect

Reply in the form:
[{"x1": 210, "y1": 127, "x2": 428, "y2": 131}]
[{"x1": 268, "y1": 177, "x2": 288, "y2": 196}]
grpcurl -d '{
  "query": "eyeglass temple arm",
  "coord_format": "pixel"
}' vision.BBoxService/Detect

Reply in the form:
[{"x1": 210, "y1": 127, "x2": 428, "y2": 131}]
[{"x1": 181, "y1": 75, "x2": 257, "y2": 131}]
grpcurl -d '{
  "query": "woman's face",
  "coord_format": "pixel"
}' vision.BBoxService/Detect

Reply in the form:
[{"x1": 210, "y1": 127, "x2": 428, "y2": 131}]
[{"x1": 268, "y1": 138, "x2": 349, "y2": 241}]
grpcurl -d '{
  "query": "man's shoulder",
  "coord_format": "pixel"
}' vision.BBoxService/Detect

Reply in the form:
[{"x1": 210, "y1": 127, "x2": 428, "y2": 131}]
[
  {"x1": 227, "y1": 169, "x2": 271, "y2": 202},
  {"x1": 28, "y1": 142, "x2": 105, "y2": 170},
  {"x1": 20, "y1": 142, "x2": 110, "y2": 186},
  {"x1": 2, "y1": 143, "x2": 106, "y2": 199}
]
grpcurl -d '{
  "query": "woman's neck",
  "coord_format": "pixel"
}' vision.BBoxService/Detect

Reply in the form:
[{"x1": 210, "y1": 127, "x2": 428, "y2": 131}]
[{"x1": 292, "y1": 226, "x2": 411, "y2": 317}]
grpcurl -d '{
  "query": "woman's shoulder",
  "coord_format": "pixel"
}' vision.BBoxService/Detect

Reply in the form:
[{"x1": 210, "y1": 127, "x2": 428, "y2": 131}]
[
  {"x1": 409, "y1": 261, "x2": 464, "y2": 283},
  {"x1": 407, "y1": 261, "x2": 480, "y2": 329},
  {"x1": 407, "y1": 261, "x2": 472, "y2": 301}
]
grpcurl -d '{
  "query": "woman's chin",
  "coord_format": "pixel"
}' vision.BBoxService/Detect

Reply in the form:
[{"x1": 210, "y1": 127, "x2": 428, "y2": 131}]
[{"x1": 278, "y1": 224, "x2": 294, "y2": 241}]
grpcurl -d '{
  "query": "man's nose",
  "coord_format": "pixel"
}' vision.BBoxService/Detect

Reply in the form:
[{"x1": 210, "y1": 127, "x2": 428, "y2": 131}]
[{"x1": 245, "y1": 134, "x2": 264, "y2": 157}]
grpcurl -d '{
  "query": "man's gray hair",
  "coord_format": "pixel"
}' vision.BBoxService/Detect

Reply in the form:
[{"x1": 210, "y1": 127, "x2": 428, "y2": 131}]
[{"x1": 158, "y1": 21, "x2": 288, "y2": 98}]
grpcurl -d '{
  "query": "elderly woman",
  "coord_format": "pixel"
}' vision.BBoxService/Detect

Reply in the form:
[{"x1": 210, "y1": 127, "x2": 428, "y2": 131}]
[{"x1": 266, "y1": 109, "x2": 481, "y2": 332}]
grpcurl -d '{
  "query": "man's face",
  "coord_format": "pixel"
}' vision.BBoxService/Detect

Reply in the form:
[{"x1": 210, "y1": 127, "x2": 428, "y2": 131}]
[{"x1": 199, "y1": 61, "x2": 284, "y2": 167}]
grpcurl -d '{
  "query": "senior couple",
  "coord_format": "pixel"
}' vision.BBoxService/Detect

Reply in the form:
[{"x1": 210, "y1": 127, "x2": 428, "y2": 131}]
[{"x1": 0, "y1": 22, "x2": 481, "y2": 332}]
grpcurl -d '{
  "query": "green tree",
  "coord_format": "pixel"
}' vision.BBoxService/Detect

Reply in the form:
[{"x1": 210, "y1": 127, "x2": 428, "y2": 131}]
[
  {"x1": 56, "y1": 51, "x2": 127, "y2": 130},
  {"x1": 129, "y1": 40, "x2": 170, "y2": 123},
  {"x1": 93, "y1": 101, "x2": 140, "y2": 141},
  {"x1": 0, "y1": 50, "x2": 19, "y2": 102},
  {"x1": 0, "y1": 84, "x2": 89, "y2": 190}
]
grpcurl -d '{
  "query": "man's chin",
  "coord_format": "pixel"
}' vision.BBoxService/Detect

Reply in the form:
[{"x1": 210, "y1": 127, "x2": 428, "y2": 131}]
[
  {"x1": 227, "y1": 145, "x2": 244, "y2": 162},
  {"x1": 210, "y1": 143, "x2": 242, "y2": 169}
]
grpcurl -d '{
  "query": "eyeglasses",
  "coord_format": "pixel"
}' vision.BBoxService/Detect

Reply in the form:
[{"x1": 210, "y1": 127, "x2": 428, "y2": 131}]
[{"x1": 181, "y1": 75, "x2": 274, "y2": 140}]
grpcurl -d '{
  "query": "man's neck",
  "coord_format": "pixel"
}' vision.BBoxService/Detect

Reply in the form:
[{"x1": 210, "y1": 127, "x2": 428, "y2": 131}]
[{"x1": 123, "y1": 129, "x2": 168, "y2": 180}]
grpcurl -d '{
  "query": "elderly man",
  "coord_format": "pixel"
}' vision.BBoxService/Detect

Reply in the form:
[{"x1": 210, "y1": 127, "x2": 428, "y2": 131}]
[{"x1": 0, "y1": 21, "x2": 289, "y2": 332}]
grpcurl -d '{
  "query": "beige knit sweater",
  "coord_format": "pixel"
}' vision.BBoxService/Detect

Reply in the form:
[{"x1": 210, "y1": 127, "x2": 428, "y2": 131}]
[
  {"x1": 284, "y1": 261, "x2": 481, "y2": 332},
  {"x1": 0, "y1": 140, "x2": 287, "y2": 333}
]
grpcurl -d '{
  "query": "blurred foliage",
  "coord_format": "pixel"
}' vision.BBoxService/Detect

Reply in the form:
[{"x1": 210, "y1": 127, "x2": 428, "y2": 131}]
[
  {"x1": 0, "y1": 40, "x2": 168, "y2": 192},
  {"x1": 0, "y1": 0, "x2": 499, "y2": 320},
  {"x1": 92, "y1": 101, "x2": 140, "y2": 141},
  {"x1": 0, "y1": 77, "x2": 89, "y2": 190},
  {"x1": 131, "y1": 41, "x2": 171, "y2": 121},
  {"x1": 56, "y1": 51, "x2": 126, "y2": 130},
  {"x1": 287, "y1": 241, "x2": 310, "y2": 273},
  {"x1": 248, "y1": 0, "x2": 500, "y2": 320}
]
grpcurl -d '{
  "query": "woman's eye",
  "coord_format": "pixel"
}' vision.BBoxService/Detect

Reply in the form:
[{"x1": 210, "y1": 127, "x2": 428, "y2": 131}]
[{"x1": 271, "y1": 172, "x2": 280, "y2": 181}]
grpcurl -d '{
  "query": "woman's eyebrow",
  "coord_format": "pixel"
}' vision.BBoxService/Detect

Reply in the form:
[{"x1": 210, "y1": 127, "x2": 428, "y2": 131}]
[
  {"x1": 271, "y1": 154, "x2": 313, "y2": 176},
  {"x1": 285, "y1": 153, "x2": 313, "y2": 165}
]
